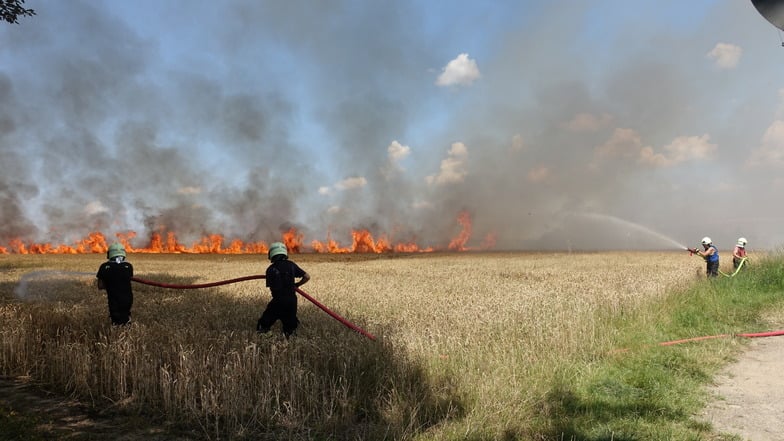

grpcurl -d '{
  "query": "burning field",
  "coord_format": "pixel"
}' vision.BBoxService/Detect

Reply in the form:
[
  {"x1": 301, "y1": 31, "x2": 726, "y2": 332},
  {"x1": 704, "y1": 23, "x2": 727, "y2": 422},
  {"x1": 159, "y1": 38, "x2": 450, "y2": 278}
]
[
  {"x1": 0, "y1": 250, "x2": 703, "y2": 439},
  {"x1": 0, "y1": 211, "x2": 496, "y2": 255}
]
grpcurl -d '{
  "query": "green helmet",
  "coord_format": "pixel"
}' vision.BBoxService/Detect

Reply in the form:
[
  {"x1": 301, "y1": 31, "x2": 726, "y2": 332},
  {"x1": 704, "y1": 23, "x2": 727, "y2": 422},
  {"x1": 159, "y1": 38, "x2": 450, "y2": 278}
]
[
  {"x1": 268, "y1": 242, "x2": 288, "y2": 261},
  {"x1": 107, "y1": 242, "x2": 127, "y2": 260}
]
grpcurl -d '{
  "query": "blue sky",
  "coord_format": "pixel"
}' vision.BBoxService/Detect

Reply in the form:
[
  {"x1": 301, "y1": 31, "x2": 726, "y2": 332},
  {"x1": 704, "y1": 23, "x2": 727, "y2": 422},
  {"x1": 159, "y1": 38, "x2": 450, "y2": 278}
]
[{"x1": 2, "y1": 0, "x2": 784, "y2": 251}]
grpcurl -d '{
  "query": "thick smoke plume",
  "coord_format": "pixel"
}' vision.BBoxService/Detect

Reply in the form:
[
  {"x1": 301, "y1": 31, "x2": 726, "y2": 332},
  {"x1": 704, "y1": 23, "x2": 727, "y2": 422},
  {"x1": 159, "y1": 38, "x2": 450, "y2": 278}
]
[{"x1": 1, "y1": 1, "x2": 783, "y2": 251}]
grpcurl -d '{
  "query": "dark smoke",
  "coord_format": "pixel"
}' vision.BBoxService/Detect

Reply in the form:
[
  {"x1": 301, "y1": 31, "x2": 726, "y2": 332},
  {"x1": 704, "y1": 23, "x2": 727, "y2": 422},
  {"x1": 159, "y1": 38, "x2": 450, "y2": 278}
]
[{"x1": 1, "y1": 1, "x2": 782, "y2": 251}]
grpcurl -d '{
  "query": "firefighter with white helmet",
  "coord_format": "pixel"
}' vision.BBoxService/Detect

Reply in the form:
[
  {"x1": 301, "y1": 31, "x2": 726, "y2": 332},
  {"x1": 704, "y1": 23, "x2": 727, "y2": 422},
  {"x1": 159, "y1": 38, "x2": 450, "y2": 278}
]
[
  {"x1": 694, "y1": 236, "x2": 719, "y2": 278},
  {"x1": 733, "y1": 237, "x2": 748, "y2": 270},
  {"x1": 96, "y1": 242, "x2": 134, "y2": 325},
  {"x1": 256, "y1": 241, "x2": 310, "y2": 338}
]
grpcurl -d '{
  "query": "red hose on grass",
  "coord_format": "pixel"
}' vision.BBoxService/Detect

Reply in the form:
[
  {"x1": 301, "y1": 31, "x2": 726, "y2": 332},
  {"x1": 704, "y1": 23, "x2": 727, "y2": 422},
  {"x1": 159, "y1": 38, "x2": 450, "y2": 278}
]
[
  {"x1": 658, "y1": 330, "x2": 784, "y2": 346},
  {"x1": 658, "y1": 334, "x2": 730, "y2": 346},
  {"x1": 612, "y1": 330, "x2": 784, "y2": 354},
  {"x1": 131, "y1": 275, "x2": 376, "y2": 340},
  {"x1": 736, "y1": 330, "x2": 784, "y2": 338}
]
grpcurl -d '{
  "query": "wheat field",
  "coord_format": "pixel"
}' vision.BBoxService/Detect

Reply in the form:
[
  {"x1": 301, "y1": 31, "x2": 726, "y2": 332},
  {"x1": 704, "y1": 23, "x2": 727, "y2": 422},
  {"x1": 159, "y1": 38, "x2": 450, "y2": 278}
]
[{"x1": 0, "y1": 251, "x2": 705, "y2": 439}]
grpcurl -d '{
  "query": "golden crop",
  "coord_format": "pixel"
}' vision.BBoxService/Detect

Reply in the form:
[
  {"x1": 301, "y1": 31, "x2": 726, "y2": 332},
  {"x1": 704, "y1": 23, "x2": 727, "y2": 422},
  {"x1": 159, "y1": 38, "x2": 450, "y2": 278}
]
[{"x1": 0, "y1": 251, "x2": 710, "y2": 439}]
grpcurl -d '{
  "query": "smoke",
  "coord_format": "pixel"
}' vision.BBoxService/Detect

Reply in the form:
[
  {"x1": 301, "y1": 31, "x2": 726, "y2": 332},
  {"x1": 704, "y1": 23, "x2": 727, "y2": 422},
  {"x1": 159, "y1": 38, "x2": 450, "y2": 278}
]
[
  {"x1": 14, "y1": 271, "x2": 95, "y2": 301},
  {"x1": 1, "y1": 0, "x2": 783, "y2": 251}
]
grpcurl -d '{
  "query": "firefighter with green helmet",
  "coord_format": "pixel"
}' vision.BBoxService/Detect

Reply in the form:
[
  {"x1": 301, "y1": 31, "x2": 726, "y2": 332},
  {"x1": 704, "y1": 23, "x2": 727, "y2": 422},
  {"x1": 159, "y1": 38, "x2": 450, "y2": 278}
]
[
  {"x1": 96, "y1": 242, "x2": 134, "y2": 325},
  {"x1": 257, "y1": 241, "x2": 310, "y2": 338}
]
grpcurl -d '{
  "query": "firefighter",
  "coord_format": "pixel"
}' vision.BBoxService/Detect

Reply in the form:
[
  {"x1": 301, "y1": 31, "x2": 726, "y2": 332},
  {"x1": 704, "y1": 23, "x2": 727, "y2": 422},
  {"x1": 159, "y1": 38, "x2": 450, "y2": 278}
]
[
  {"x1": 257, "y1": 242, "x2": 310, "y2": 338},
  {"x1": 695, "y1": 236, "x2": 720, "y2": 278},
  {"x1": 96, "y1": 242, "x2": 134, "y2": 325},
  {"x1": 733, "y1": 237, "x2": 748, "y2": 270}
]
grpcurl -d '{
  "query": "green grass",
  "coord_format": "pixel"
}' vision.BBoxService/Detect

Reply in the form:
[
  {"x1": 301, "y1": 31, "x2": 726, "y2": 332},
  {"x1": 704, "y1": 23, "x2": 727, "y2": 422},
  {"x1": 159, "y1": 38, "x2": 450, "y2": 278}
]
[{"x1": 535, "y1": 255, "x2": 784, "y2": 440}]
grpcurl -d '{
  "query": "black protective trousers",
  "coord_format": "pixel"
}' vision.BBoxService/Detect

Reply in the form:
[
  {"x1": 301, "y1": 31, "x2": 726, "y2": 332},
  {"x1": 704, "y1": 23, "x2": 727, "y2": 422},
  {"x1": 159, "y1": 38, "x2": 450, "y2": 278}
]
[
  {"x1": 706, "y1": 260, "x2": 719, "y2": 278},
  {"x1": 257, "y1": 295, "x2": 299, "y2": 336},
  {"x1": 108, "y1": 295, "x2": 132, "y2": 325}
]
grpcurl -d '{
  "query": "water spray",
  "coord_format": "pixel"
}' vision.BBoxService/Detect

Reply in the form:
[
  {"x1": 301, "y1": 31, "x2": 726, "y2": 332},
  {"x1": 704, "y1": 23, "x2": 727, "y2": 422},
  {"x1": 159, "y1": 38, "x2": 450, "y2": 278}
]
[
  {"x1": 572, "y1": 212, "x2": 688, "y2": 250},
  {"x1": 14, "y1": 270, "x2": 94, "y2": 300}
]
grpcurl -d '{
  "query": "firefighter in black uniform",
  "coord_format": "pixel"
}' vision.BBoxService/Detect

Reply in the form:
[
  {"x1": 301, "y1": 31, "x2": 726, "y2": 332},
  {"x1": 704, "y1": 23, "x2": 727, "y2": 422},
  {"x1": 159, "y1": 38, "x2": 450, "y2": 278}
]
[
  {"x1": 257, "y1": 241, "x2": 310, "y2": 338},
  {"x1": 96, "y1": 242, "x2": 134, "y2": 325}
]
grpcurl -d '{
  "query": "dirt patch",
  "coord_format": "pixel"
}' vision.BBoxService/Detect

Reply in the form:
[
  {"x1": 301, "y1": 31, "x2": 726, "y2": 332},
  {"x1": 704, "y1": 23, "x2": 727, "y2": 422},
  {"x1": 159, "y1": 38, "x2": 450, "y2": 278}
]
[
  {"x1": 0, "y1": 377, "x2": 201, "y2": 440},
  {"x1": 700, "y1": 335, "x2": 784, "y2": 440}
]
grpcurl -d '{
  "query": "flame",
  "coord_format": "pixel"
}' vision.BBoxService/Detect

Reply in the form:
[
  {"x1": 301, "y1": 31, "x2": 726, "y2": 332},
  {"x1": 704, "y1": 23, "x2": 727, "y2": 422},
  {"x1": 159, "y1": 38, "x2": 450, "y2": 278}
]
[
  {"x1": 282, "y1": 228, "x2": 303, "y2": 254},
  {"x1": 481, "y1": 232, "x2": 497, "y2": 250},
  {"x1": 0, "y1": 212, "x2": 495, "y2": 254},
  {"x1": 447, "y1": 210, "x2": 472, "y2": 251},
  {"x1": 310, "y1": 233, "x2": 350, "y2": 254}
]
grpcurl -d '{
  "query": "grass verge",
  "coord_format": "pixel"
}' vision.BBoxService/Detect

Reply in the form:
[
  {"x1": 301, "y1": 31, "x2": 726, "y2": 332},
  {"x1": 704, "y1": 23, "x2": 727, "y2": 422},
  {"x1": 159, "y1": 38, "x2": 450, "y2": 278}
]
[{"x1": 537, "y1": 254, "x2": 784, "y2": 440}]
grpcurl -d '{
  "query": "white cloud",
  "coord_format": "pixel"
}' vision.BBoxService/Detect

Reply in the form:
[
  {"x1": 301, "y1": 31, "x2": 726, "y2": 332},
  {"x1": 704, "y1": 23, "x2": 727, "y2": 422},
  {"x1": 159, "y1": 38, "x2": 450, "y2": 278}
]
[
  {"x1": 319, "y1": 176, "x2": 368, "y2": 195},
  {"x1": 426, "y1": 142, "x2": 468, "y2": 185},
  {"x1": 748, "y1": 120, "x2": 784, "y2": 166},
  {"x1": 706, "y1": 43, "x2": 742, "y2": 69},
  {"x1": 177, "y1": 186, "x2": 201, "y2": 195},
  {"x1": 387, "y1": 140, "x2": 410, "y2": 162},
  {"x1": 638, "y1": 147, "x2": 669, "y2": 167},
  {"x1": 413, "y1": 200, "x2": 433, "y2": 210},
  {"x1": 595, "y1": 128, "x2": 645, "y2": 159},
  {"x1": 595, "y1": 129, "x2": 716, "y2": 168},
  {"x1": 382, "y1": 140, "x2": 412, "y2": 180},
  {"x1": 334, "y1": 176, "x2": 368, "y2": 190},
  {"x1": 564, "y1": 112, "x2": 613, "y2": 132},
  {"x1": 84, "y1": 201, "x2": 108, "y2": 216},
  {"x1": 640, "y1": 134, "x2": 716, "y2": 167},
  {"x1": 527, "y1": 165, "x2": 550, "y2": 182},
  {"x1": 511, "y1": 134, "x2": 525, "y2": 152},
  {"x1": 435, "y1": 53, "x2": 481, "y2": 87},
  {"x1": 326, "y1": 205, "x2": 341, "y2": 214},
  {"x1": 664, "y1": 135, "x2": 716, "y2": 161}
]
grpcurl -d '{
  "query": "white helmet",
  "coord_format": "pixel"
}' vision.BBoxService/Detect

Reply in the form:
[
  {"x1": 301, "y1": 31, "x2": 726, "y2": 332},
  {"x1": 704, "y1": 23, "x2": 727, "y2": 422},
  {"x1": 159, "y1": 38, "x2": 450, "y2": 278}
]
[
  {"x1": 737, "y1": 237, "x2": 747, "y2": 247},
  {"x1": 701, "y1": 237, "x2": 712, "y2": 246}
]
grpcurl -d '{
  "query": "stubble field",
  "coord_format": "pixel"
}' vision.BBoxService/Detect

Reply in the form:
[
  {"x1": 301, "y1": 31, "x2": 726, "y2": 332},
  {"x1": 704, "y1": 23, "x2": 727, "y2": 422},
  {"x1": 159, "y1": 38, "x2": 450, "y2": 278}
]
[{"x1": 0, "y1": 251, "x2": 704, "y2": 439}]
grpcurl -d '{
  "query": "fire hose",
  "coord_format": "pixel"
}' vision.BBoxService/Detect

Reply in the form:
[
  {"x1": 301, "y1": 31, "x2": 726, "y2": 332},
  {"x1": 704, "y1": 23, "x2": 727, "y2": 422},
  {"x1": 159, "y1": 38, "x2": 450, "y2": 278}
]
[
  {"x1": 131, "y1": 275, "x2": 376, "y2": 341},
  {"x1": 718, "y1": 256, "x2": 747, "y2": 278},
  {"x1": 611, "y1": 329, "x2": 784, "y2": 354},
  {"x1": 686, "y1": 248, "x2": 748, "y2": 278}
]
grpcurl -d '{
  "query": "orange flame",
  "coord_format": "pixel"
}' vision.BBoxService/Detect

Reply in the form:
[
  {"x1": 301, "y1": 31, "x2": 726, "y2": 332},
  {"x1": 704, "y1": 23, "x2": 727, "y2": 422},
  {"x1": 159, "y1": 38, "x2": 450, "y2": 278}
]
[
  {"x1": 481, "y1": 232, "x2": 497, "y2": 250},
  {"x1": 447, "y1": 210, "x2": 472, "y2": 251},
  {"x1": 0, "y1": 212, "x2": 495, "y2": 254}
]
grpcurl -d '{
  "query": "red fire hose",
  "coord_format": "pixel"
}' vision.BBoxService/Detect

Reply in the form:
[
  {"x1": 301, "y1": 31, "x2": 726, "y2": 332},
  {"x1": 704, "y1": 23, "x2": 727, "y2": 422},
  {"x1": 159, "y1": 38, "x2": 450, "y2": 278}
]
[
  {"x1": 735, "y1": 330, "x2": 784, "y2": 338},
  {"x1": 296, "y1": 287, "x2": 376, "y2": 340},
  {"x1": 612, "y1": 329, "x2": 784, "y2": 354},
  {"x1": 657, "y1": 330, "x2": 784, "y2": 346},
  {"x1": 131, "y1": 275, "x2": 265, "y2": 289},
  {"x1": 131, "y1": 275, "x2": 376, "y2": 341}
]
